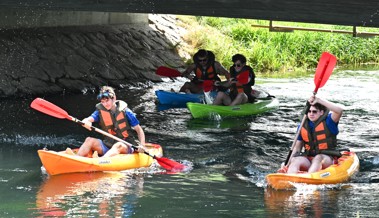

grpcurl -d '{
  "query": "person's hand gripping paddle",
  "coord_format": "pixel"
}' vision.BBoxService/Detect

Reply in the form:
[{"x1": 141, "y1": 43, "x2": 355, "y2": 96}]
[
  {"x1": 282, "y1": 52, "x2": 337, "y2": 170},
  {"x1": 31, "y1": 98, "x2": 186, "y2": 172}
]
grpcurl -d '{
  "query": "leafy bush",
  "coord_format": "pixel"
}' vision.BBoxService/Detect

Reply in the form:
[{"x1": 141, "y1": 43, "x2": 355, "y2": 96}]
[{"x1": 179, "y1": 16, "x2": 379, "y2": 76}]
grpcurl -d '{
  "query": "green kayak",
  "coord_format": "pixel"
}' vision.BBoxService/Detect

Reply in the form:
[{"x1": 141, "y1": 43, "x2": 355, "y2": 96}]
[{"x1": 186, "y1": 98, "x2": 279, "y2": 119}]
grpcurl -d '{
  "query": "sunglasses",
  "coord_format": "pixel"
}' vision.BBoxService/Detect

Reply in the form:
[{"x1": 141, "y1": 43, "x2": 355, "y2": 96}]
[
  {"x1": 97, "y1": 91, "x2": 114, "y2": 101},
  {"x1": 308, "y1": 109, "x2": 319, "y2": 114},
  {"x1": 234, "y1": 64, "x2": 242, "y2": 67},
  {"x1": 198, "y1": 58, "x2": 208, "y2": 63}
]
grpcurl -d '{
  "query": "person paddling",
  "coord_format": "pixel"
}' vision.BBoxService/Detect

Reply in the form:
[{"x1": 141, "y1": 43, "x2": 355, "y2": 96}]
[
  {"x1": 281, "y1": 96, "x2": 344, "y2": 173},
  {"x1": 179, "y1": 49, "x2": 230, "y2": 94},
  {"x1": 67, "y1": 86, "x2": 146, "y2": 157}
]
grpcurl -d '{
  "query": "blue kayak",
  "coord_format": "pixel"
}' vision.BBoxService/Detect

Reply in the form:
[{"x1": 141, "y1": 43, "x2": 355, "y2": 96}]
[{"x1": 155, "y1": 90, "x2": 205, "y2": 105}]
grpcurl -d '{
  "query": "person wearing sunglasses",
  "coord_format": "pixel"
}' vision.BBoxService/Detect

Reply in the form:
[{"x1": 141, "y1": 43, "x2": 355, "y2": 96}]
[
  {"x1": 68, "y1": 86, "x2": 146, "y2": 157},
  {"x1": 213, "y1": 54, "x2": 256, "y2": 106},
  {"x1": 283, "y1": 96, "x2": 344, "y2": 174},
  {"x1": 179, "y1": 49, "x2": 230, "y2": 94}
]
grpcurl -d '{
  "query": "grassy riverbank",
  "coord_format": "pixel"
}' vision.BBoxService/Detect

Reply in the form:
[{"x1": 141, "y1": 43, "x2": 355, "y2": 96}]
[{"x1": 178, "y1": 16, "x2": 379, "y2": 77}]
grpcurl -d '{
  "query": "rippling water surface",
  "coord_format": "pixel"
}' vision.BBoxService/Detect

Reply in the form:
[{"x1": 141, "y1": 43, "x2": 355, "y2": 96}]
[{"x1": 0, "y1": 69, "x2": 378, "y2": 217}]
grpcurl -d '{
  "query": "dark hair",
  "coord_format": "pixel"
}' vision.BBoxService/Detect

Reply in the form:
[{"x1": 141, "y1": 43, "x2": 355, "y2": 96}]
[
  {"x1": 196, "y1": 49, "x2": 208, "y2": 58},
  {"x1": 232, "y1": 54, "x2": 246, "y2": 63},
  {"x1": 313, "y1": 103, "x2": 326, "y2": 112},
  {"x1": 193, "y1": 49, "x2": 215, "y2": 64}
]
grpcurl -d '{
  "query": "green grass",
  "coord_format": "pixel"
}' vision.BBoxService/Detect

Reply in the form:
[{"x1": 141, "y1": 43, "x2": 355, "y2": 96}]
[{"x1": 178, "y1": 16, "x2": 379, "y2": 77}]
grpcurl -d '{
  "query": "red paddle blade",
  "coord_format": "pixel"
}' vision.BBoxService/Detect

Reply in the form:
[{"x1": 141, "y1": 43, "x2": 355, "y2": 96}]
[
  {"x1": 237, "y1": 71, "x2": 250, "y2": 84},
  {"x1": 314, "y1": 52, "x2": 337, "y2": 93},
  {"x1": 156, "y1": 66, "x2": 182, "y2": 77},
  {"x1": 203, "y1": 80, "x2": 214, "y2": 92},
  {"x1": 30, "y1": 98, "x2": 71, "y2": 120},
  {"x1": 156, "y1": 157, "x2": 186, "y2": 172}
]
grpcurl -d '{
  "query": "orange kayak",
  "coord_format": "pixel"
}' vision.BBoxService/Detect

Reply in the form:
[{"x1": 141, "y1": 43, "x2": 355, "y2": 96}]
[
  {"x1": 38, "y1": 143, "x2": 163, "y2": 175},
  {"x1": 266, "y1": 151, "x2": 359, "y2": 190}
]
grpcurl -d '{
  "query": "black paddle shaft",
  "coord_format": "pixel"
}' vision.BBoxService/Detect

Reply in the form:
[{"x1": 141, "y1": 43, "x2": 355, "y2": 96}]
[{"x1": 284, "y1": 101, "x2": 311, "y2": 165}]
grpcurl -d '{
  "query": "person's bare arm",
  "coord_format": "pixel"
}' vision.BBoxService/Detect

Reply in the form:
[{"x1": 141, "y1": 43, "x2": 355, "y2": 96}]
[
  {"x1": 181, "y1": 64, "x2": 196, "y2": 79},
  {"x1": 133, "y1": 124, "x2": 146, "y2": 145},
  {"x1": 214, "y1": 61, "x2": 230, "y2": 80},
  {"x1": 82, "y1": 116, "x2": 95, "y2": 130},
  {"x1": 309, "y1": 96, "x2": 344, "y2": 123},
  {"x1": 132, "y1": 124, "x2": 147, "y2": 153}
]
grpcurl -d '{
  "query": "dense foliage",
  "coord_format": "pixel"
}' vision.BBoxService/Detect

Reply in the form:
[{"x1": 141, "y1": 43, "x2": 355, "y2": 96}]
[{"x1": 180, "y1": 16, "x2": 379, "y2": 76}]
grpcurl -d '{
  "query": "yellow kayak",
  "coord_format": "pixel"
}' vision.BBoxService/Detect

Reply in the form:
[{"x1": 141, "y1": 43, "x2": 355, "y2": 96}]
[
  {"x1": 38, "y1": 143, "x2": 163, "y2": 175},
  {"x1": 266, "y1": 151, "x2": 359, "y2": 190}
]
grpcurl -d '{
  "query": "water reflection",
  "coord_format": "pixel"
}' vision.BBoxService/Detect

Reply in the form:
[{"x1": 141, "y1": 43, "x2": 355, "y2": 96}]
[
  {"x1": 35, "y1": 172, "x2": 145, "y2": 217},
  {"x1": 186, "y1": 117, "x2": 253, "y2": 130},
  {"x1": 265, "y1": 186, "x2": 344, "y2": 218},
  {"x1": 157, "y1": 103, "x2": 187, "y2": 111}
]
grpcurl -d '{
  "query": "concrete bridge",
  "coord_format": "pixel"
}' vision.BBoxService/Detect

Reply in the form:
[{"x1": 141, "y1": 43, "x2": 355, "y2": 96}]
[{"x1": 1, "y1": 0, "x2": 379, "y2": 28}]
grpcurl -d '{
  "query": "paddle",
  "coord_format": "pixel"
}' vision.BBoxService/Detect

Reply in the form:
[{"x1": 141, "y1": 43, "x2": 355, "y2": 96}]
[
  {"x1": 284, "y1": 52, "x2": 337, "y2": 166},
  {"x1": 157, "y1": 66, "x2": 249, "y2": 84},
  {"x1": 30, "y1": 98, "x2": 185, "y2": 172},
  {"x1": 202, "y1": 80, "x2": 215, "y2": 104},
  {"x1": 156, "y1": 66, "x2": 182, "y2": 77}
]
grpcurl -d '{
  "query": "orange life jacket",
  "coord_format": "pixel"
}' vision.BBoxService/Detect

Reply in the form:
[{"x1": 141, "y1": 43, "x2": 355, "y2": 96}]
[
  {"x1": 96, "y1": 100, "x2": 131, "y2": 145},
  {"x1": 194, "y1": 64, "x2": 220, "y2": 81},
  {"x1": 300, "y1": 110, "x2": 337, "y2": 156}
]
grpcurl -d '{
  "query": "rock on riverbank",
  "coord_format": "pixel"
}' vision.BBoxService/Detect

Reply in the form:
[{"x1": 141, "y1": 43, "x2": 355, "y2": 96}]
[{"x1": 0, "y1": 14, "x2": 189, "y2": 98}]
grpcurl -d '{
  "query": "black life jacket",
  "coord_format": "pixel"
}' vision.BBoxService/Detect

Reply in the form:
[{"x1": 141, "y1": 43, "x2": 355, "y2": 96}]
[{"x1": 229, "y1": 65, "x2": 256, "y2": 102}]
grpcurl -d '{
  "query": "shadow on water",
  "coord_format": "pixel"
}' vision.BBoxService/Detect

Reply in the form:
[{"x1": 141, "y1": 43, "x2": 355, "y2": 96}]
[{"x1": 157, "y1": 103, "x2": 187, "y2": 111}]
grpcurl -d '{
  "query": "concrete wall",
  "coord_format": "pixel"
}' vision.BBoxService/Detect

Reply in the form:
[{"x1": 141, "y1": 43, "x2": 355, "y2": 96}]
[
  {"x1": 0, "y1": 15, "x2": 185, "y2": 97},
  {"x1": 2, "y1": 0, "x2": 379, "y2": 28},
  {"x1": 0, "y1": 9, "x2": 148, "y2": 28}
]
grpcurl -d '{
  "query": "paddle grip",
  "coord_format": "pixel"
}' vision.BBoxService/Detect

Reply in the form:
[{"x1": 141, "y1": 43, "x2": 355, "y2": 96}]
[{"x1": 299, "y1": 101, "x2": 311, "y2": 121}]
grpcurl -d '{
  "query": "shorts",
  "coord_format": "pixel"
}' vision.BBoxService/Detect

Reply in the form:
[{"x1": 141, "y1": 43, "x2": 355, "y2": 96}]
[
  {"x1": 295, "y1": 152, "x2": 336, "y2": 164},
  {"x1": 100, "y1": 139, "x2": 134, "y2": 155},
  {"x1": 99, "y1": 140, "x2": 110, "y2": 154}
]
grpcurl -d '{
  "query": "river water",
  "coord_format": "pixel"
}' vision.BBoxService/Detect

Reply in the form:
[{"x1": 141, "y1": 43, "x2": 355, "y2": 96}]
[{"x1": 0, "y1": 69, "x2": 378, "y2": 217}]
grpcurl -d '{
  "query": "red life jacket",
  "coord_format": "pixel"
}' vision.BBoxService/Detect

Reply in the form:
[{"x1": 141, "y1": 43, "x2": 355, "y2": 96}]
[
  {"x1": 96, "y1": 100, "x2": 131, "y2": 144},
  {"x1": 300, "y1": 110, "x2": 337, "y2": 156},
  {"x1": 229, "y1": 66, "x2": 255, "y2": 103},
  {"x1": 230, "y1": 66, "x2": 255, "y2": 93}
]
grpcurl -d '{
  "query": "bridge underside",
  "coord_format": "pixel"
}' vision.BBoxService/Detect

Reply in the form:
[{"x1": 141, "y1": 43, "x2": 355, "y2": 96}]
[{"x1": 1, "y1": 0, "x2": 379, "y2": 28}]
